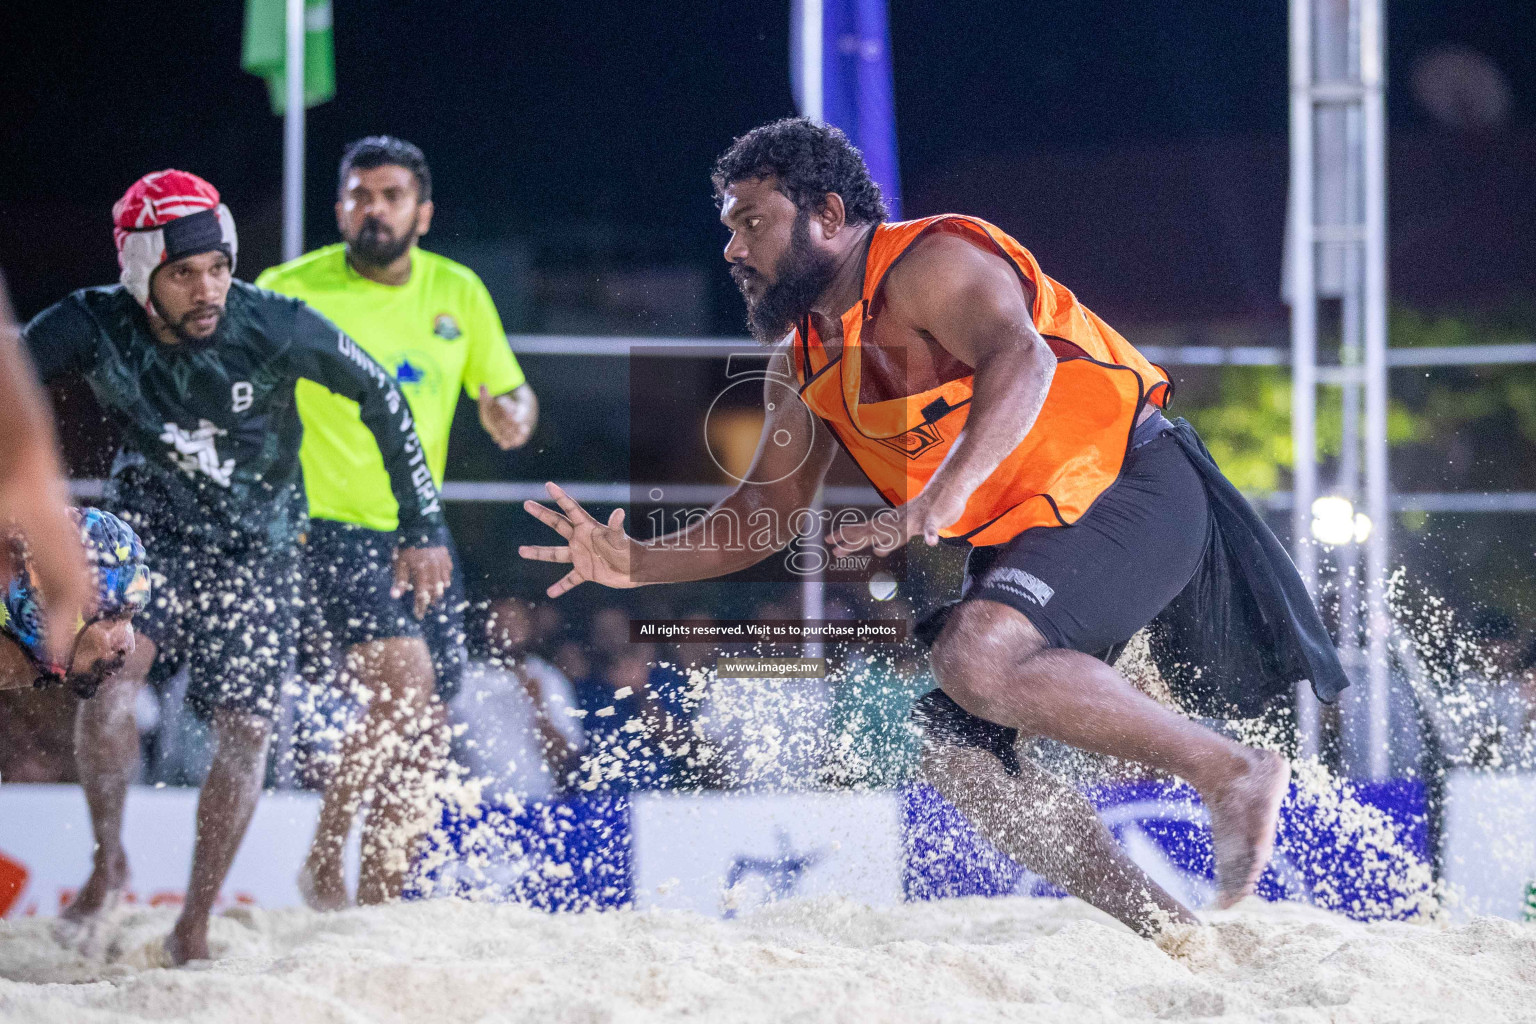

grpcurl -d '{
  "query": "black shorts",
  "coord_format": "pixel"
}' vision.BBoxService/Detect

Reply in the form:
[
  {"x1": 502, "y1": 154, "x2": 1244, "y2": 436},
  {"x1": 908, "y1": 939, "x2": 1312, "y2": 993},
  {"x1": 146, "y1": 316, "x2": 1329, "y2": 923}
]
[
  {"x1": 299, "y1": 519, "x2": 467, "y2": 701},
  {"x1": 124, "y1": 513, "x2": 300, "y2": 721},
  {"x1": 945, "y1": 422, "x2": 1211, "y2": 659}
]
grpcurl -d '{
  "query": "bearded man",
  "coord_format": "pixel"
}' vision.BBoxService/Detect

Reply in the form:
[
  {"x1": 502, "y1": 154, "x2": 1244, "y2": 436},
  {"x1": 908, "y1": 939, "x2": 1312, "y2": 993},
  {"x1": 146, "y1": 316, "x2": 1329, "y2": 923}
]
[
  {"x1": 23, "y1": 169, "x2": 450, "y2": 963},
  {"x1": 521, "y1": 118, "x2": 1347, "y2": 938},
  {"x1": 258, "y1": 136, "x2": 537, "y2": 908}
]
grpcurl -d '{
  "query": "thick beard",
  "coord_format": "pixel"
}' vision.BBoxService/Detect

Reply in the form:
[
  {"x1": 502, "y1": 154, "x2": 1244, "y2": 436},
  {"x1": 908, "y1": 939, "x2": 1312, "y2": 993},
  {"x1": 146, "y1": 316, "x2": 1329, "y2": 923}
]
[
  {"x1": 347, "y1": 218, "x2": 418, "y2": 269},
  {"x1": 163, "y1": 305, "x2": 226, "y2": 349},
  {"x1": 737, "y1": 211, "x2": 839, "y2": 346}
]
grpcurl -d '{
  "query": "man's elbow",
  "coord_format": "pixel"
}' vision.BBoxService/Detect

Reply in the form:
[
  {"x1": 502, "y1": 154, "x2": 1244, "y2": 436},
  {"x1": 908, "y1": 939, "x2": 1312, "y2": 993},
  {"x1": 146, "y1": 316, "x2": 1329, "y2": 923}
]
[
  {"x1": 976, "y1": 331, "x2": 1053, "y2": 386},
  {"x1": 1029, "y1": 334, "x2": 1056, "y2": 390}
]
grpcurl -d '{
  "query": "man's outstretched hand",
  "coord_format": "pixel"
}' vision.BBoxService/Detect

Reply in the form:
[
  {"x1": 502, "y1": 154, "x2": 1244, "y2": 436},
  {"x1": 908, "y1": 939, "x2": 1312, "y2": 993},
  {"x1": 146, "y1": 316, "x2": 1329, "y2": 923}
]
[{"x1": 519, "y1": 482, "x2": 640, "y2": 597}]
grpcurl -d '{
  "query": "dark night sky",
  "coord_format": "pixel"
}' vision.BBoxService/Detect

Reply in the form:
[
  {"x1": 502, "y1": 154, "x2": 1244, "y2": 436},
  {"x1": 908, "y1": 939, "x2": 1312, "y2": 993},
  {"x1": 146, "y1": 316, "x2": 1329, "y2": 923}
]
[{"x1": 1, "y1": 1, "x2": 1531, "y2": 323}]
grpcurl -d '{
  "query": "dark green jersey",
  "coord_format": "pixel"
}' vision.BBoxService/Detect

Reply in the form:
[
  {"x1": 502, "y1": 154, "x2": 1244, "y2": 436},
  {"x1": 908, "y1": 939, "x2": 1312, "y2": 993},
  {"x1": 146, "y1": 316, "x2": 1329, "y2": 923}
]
[{"x1": 23, "y1": 281, "x2": 445, "y2": 547}]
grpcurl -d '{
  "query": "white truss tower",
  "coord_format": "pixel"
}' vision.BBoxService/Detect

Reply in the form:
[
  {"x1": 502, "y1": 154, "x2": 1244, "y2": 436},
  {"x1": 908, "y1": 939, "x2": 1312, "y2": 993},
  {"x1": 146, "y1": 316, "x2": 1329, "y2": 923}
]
[{"x1": 1288, "y1": 0, "x2": 1391, "y2": 776}]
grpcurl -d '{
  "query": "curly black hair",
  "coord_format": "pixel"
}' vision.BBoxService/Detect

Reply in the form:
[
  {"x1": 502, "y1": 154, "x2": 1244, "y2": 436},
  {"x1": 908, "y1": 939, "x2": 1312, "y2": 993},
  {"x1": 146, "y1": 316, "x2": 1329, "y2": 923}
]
[
  {"x1": 339, "y1": 135, "x2": 432, "y2": 204},
  {"x1": 712, "y1": 117, "x2": 888, "y2": 225}
]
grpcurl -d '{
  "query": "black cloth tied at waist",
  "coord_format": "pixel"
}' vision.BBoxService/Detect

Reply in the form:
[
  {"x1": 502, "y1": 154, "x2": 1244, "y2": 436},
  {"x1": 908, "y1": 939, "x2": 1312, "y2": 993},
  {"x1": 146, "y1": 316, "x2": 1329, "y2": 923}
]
[{"x1": 1145, "y1": 417, "x2": 1348, "y2": 718}]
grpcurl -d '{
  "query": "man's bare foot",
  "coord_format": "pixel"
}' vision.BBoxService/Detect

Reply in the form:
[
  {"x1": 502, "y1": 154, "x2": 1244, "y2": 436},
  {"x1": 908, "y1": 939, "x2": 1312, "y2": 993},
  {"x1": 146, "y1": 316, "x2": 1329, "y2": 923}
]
[
  {"x1": 61, "y1": 848, "x2": 128, "y2": 922},
  {"x1": 1204, "y1": 749, "x2": 1290, "y2": 909},
  {"x1": 298, "y1": 854, "x2": 348, "y2": 912},
  {"x1": 164, "y1": 917, "x2": 209, "y2": 966},
  {"x1": 52, "y1": 885, "x2": 127, "y2": 954}
]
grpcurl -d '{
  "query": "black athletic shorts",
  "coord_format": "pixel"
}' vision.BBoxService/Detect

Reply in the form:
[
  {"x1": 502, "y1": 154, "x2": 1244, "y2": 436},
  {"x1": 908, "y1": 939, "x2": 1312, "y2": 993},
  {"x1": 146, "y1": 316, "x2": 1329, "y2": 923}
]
[
  {"x1": 299, "y1": 519, "x2": 468, "y2": 701},
  {"x1": 942, "y1": 413, "x2": 1212, "y2": 659},
  {"x1": 124, "y1": 512, "x2": 301, "y2": 721}
]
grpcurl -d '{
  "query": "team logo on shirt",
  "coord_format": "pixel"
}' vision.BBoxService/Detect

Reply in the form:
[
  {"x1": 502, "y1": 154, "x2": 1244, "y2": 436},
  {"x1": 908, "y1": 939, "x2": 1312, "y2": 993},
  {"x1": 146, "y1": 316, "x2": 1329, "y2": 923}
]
[
  {"x1": 876, "y1": 422, "x2": 944, "y2": 460},
  {"x1": 159, "y1": 420, "x2": 235, "y2": 487},
  {"x1": 432, "y1": 313, "x2": 462, "y2": 341}
]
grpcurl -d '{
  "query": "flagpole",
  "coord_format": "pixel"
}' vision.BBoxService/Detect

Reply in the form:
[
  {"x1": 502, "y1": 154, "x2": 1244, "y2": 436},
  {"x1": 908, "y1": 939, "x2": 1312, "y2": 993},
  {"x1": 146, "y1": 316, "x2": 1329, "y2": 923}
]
[
  {"x1": 797, "y1": 0, "x2": 825, "y2": 658},
  {"x1": 798, "y1": 0, "x2": 823, "y2": 123},
  {"x1": 282, "y1": 0, "x2": 306, "y2": 261}
]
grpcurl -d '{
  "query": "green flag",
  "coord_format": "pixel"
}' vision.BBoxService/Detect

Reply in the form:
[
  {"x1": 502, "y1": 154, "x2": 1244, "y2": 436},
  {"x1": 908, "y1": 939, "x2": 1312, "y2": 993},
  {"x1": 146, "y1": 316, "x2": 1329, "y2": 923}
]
[{"x1": 242, "y1": 0, "x2": 335, "y2": 115}]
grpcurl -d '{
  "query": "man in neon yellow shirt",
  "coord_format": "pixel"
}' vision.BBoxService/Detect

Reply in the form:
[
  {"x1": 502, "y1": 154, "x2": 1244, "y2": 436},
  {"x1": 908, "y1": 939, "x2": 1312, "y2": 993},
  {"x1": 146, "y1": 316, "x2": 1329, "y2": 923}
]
[{"x1": 257, "y1": 136, "x2": 537, "y2": 908}]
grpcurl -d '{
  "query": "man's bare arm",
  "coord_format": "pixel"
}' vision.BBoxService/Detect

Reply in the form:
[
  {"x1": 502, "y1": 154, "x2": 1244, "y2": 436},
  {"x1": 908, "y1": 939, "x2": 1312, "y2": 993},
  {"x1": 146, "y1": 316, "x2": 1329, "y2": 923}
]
[
  {"x1": 632, "y1": 347, "x2": 835, "y2": 581},
  {"x1": 830, "y1": 234, "x2": 1054, "y2": 555},
  {"x1": 901, "y1": 234, "x2": 1054, "y2": 525},
  {"x1": 0, "y1": 274, "x2": 91, "y2": 660},
  {"x1": 520, "y1": 346, "x2": 836, "y2": 594},
  {"x1": 514, "y1": 665, "x2": 579, "y2": 775},
  {"x1": 478, "y1": 383, "x2": 538, "y2": 450}
]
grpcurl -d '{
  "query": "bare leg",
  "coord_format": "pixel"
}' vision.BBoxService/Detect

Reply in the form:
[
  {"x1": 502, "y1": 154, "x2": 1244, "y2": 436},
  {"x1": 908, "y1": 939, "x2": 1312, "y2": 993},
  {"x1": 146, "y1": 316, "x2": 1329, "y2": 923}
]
[
  {"x1": 304, "y1": 636, "x2": 436, "y2": 909},
  {"x1": 357, "y1": 699, "x2": 450, "y2": 905},
  {"x1": 932, "y1": 601, "x2": 1289, "y2": 910},
  {"x1": 922, "y1": 742, "x2": 1196, "y2": 936},
  {"x1": 64, "y1": 638, "x2": 156, "y2": 922},
  {"x1": 294, "y1": 639, "x2": 350, "y2": 912},
  {"x1": 165, "y1": 708, "x2": 272, "y2": 965}
]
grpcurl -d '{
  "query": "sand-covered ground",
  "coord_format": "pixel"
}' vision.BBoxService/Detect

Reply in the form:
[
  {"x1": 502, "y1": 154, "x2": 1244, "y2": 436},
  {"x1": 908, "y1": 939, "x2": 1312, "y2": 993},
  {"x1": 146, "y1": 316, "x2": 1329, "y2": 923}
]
[{"x1": 1, "y1": 897, "x2": 1533, "y2": 1023}]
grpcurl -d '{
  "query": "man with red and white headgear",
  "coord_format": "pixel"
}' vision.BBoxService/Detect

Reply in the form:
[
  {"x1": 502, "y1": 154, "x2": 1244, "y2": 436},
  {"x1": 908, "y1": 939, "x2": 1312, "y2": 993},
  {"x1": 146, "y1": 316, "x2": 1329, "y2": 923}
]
[
  {"x1": 22, "y1": 169, "x2": 454, "y2": 964},
  {"x1": 111, "y1": 169, "x2": 239, "y2": 322}
]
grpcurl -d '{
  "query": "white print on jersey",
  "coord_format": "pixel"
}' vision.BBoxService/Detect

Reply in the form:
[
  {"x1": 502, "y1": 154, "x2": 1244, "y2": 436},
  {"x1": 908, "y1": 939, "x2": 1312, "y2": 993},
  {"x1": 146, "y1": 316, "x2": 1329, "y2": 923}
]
[
  {"x1": 159, "y1": 419, "x2": 236, "y2": 487},
  {"x1": 231, "y1": 381, "x2": 254, "y2": 412}
]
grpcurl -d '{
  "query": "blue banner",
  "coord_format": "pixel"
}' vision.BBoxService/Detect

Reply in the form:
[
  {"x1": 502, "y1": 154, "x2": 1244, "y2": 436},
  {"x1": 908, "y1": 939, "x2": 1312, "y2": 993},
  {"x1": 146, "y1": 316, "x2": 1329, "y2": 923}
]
[
  {"x1": 904, "y1": 778, "x2": 1432, "y2": 921},
  {"x1": 412, "y1": 778, "x2": 1433, "y2": 923},
  {"x1": 791, "y1": 0, "x2": 903, "y2": 218}
]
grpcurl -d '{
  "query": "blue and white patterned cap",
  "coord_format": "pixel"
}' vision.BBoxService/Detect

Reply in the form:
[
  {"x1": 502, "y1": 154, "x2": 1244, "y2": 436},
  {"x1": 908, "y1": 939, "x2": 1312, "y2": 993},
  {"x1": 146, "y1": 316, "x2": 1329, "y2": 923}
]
[{"x1": 72, "y1": 507, "x2": 150, "y2": 617}]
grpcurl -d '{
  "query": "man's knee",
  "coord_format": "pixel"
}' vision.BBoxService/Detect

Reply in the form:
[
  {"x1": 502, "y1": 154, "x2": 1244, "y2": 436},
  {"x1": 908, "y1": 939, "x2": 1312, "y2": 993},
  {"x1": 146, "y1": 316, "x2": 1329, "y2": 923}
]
[
  {"x1": 211, "y1": 709, "x2": 273, "y2": 766},
  {"x1": 930, "y1": 599, "x2": 1048, "y2": 712},
  {"x1": 348, "y1": 636, "x2": 436, "y2": 703},
  {"x1": 910, "y1": 688, "x2": 1022, "y2": 776}
]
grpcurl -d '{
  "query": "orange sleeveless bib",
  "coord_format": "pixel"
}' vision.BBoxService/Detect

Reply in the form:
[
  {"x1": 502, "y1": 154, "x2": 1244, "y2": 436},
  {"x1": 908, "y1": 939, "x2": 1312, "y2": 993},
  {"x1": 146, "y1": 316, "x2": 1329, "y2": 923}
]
[{"x1": 792, "y1": 215, "x2": 1171, "y2": 546}]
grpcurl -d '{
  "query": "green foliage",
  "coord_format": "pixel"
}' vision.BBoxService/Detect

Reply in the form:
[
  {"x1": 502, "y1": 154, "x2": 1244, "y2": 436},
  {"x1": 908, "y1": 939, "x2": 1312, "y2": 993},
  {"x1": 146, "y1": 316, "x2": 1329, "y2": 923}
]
[
  {"x1": 1392, "y1": 308, "x2": 1536, "y2": 444},
  {"x1": 1186, "y1": 367, "x2": 1291, "y2": 492},
  {"x1": 1391, "y1": 308, "x2": 1533, "y2": 350},
  {"x1": 1184, "y1": 307, "x2": 1534, "y2": 493},
  {"x1": 1186, "y1": 367, "x2": 1419, "y2": 493}
]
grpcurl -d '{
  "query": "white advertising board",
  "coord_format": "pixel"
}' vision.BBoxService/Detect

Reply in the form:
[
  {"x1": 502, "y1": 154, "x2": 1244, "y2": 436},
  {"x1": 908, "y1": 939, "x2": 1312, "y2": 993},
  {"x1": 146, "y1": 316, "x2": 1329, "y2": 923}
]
[
  {"x1": 1443, "y1": 770, "x2": 1536, "y2": 920},
  {"x1": 630, "y1": 790, "x2": 904, "y2": 916},
  {"x1": 0, "y1": 784, "x2": 350, "y2": 918}
]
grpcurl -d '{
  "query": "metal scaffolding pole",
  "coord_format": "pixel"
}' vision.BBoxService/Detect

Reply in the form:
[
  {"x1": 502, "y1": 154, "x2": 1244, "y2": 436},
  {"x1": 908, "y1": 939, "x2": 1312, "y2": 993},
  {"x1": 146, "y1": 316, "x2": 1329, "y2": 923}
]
[
  {"x1": 796, "y1": 0, "x2": 824, "y2": 124},
  {"x1": 1289, "y1": 0, "x2": 1390, "y2": 775},
  {"x1": 1320, "y1": 0, "x2": 1367, "y2": 768},
  {"x1": 1361, "y1": 0, "x2": 1392, "y2": 779},
  {"x1": 281, "y1": 0, "x2": 306, "y2": 262},
  {"x1": 1288, "y1": 0, "x2": 1321, "y2": 757},
  {"x1": 797, "y1": 0, "x2": 826, "y2": 656}
]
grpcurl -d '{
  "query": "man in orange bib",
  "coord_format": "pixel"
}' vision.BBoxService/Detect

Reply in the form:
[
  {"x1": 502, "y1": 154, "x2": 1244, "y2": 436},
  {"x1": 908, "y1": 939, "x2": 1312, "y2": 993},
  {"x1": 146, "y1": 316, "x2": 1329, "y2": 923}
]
[{"x1": 521, "y1": 118, "x2": 1346, "y2": 937}]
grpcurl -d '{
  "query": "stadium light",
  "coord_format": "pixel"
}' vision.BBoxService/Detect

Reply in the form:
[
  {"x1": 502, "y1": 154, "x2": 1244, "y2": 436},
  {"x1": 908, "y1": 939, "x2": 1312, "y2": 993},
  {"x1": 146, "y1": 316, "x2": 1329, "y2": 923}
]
[
  {"x1": 1311, "y1": 495, "x2": 1372, "y2": 546},
  {"x1": 868, "y1": 571, "x2": 897, "y2": 602}
]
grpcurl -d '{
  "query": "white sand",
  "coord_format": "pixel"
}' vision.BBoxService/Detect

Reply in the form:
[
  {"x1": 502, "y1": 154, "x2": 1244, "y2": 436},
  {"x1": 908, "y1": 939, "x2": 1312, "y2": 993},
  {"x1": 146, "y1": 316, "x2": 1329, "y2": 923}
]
[{"x1": 1, "y1": 897, "x2": 1533, "y2": 1023}]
